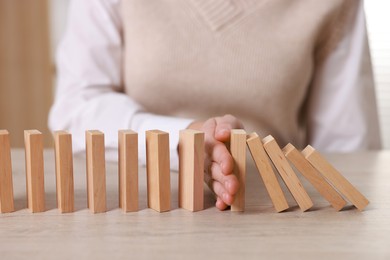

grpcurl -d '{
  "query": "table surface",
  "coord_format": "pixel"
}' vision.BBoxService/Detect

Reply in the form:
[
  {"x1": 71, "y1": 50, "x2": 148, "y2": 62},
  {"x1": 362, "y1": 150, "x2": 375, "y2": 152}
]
[{"x1": 0, "y1": 149, "x2": 389, "y2": 260}]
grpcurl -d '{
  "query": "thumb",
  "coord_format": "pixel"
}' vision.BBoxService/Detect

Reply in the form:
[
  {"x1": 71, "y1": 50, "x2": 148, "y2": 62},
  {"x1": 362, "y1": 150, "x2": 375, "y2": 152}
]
[{"x1": 214, "y1": 126, "x2": 231, "y2": 142}]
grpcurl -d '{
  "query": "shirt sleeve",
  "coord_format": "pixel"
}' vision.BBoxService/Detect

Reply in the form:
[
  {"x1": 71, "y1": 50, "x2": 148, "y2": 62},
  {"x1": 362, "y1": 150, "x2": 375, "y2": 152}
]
[
  {"x1": 306, "y1": 0, "x2": 382, "y2": 152},
  {"x1": 48, "y1": 0, "x2": 193, "y2": 170}
]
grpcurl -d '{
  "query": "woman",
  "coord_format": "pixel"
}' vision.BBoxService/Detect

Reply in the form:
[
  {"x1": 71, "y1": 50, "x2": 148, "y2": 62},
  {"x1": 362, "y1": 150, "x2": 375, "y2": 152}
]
[{"x1": 49, "y1": 0, "x2": 381, "y2": 210}]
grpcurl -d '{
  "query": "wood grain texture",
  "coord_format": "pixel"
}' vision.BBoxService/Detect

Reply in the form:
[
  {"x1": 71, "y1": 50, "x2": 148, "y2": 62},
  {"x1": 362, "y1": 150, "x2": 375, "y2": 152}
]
[
  {"x1": 178, "y1": 129, "x2": 204, "y2": 212},
  {"x1": 262, "y1": 135, "x2": 313, "y2": 212},
  {"x1": 1, "y1": 149, "x2": 389, "y2": 259},
  {"x1": 54, "y1": 131, "x2": 74, "y2": 213},
  {"x1": 302, "y1": 145, "x2": 369, "y2": 211},
  {"x1": 283, "y1": 144, "x2": 346, "y2": 211},
  {"x1": 118, "y1": 130, "x2": 138, "y2": 212},
  {"x1": 146, "y1": 130, "x2": 171, "y2": 212},
  {"x1": 24, "y1": 130, "x2": 45, "y2": 212},
  {"x1": 247, "y1": 132, "x2": 288, "y2": 212},
  {"x1": 230, "y1": 129, "x2": 246, "y2": 212},
  {"x1": 86, "y1": 130, "x2": 106, "y2": 213},
  {"x1": 0, "y1": 130, "x2": 14, "y2": 213}
]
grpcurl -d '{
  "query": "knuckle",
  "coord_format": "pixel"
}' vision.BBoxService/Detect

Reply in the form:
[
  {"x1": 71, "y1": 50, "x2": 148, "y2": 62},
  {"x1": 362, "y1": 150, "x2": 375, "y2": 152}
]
[
  {"x1": 222, "y1": 114, "x2": 244, "y2": 129},
  {"x1": 223, "y1": 113, "x2": 235, "y2": 119}
]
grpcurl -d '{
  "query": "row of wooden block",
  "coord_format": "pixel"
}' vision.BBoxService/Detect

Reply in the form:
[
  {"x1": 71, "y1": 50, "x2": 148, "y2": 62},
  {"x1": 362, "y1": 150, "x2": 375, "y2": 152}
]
[
  {"x1": 0, "y1": 129, "x2": 205, "y2": 213},
  {"x1": 0, "y1": 129, "x2": 369, "y2": 214},
  {"x1": 246, "y1": 132, "x2": 369, "y2": 212},
  {"x1": 228, "y1": 130, "x2": 369, "y2": 213}
]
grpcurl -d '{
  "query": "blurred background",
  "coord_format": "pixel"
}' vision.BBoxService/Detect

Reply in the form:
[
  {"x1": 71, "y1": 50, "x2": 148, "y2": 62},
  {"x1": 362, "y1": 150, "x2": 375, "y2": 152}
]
[{"x1": 0, "y1": 0, "x2": 389, "y2": 149}]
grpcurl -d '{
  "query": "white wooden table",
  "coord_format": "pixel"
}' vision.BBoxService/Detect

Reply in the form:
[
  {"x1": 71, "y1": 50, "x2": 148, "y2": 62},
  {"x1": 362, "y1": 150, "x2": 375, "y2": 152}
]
[{"x1": 0, "y1": 149, "x2": 389, "y2": 259}]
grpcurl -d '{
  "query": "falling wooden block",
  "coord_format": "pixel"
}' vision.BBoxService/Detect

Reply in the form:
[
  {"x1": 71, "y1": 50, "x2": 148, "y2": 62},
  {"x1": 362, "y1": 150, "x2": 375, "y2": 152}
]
[
  {"x1": 146, "y1": 130, "x2": 171, "y2": 212},
  {"x1": 118, "y1": 130, "x2": 138, "y2": 212},
  {"x1": 178, "y1": 129, "x2": 204, "y2": 212},
  {"x1": 24, "y1": 130, "x2": 45, "y2": 213},
  {"x1": 302, "y1": 145, "x2": 369, "y2": 211},
  {"x1": 54, "y1": 131, "x2": 74, "y2": 213},
  {"x1": 230, "y1": 129, "x2": 246, "y2": 212},
  {"x1": 86, "y1": 130, "x2": 106, "y2": 213},
  {"x1": 263, "y1": 135, "x2": 313, "y2": 211},
  {"x1": 247, "y1": 132, "x2": 289, "y2": 212},
  {"x1": 0, "y1": 130, "x2": 14, "y2": 213},
  {"x1": 283, "y1": 143, "x2": 346, "y2": 211}
]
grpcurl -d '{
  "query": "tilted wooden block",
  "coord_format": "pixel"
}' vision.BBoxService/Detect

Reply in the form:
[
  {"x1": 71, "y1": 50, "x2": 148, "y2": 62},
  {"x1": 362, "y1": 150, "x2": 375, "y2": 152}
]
[
  {"x1": 178, "y1": 129, "x2": 204, "y2": 212},
  {"x1": 302, "y1": 145, "x2": 369, "y2": 211},
  {"x1": 54, "y1": 131, "x2": 74, "y2": 213},
  {"x1": 146, "y1": 130, "x2": 171, "y2": 212},
  {"x1": 230, "y1": 129, "x2": 246, "y2": 212},
  {"x1": 24, "y1": 130, "x2": 45, "y2": 213},
  {"x1": 0, "y1": 130, "x2": 14, "y2": 213},
  {"x1": 247, "y1": 133, "x2": 289, "y2": 212},
  {"x1": 86, "y1": 130, "x2": 106, "y2": 213},
  {"x1": 263, "y1": 135, "x2": 313, "y2": 212},
  {"x1": 283, "y1": 143, "x2": 346, "y2": 211},
  {"x1": 118, "y1": 130, "x2": 138, "y2": 212}
]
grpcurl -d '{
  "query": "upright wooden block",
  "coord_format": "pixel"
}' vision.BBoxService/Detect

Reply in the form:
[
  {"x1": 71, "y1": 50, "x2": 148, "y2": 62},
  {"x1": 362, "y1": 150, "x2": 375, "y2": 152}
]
[
  {"x1": 24, "y1": 130, "x2": 45, "y2": 213},
  {"x1": 283, "y1": 143, "x2": 346, "y2": 211},
  {"x1": 86, "y1": 130, "x2": 106, "y2": 213},
  {"x1": 118, "y1": 130, "x2": 138, "y2": 212},
  {"x1": 146, "y1": 130, "x2": 171, "y2": 212},
  {"x1": 230, "y1": 129, "x2": 246, "y2": 212},
  {"x1": 54, "y1": 131, "x2": 74, "y2": 213},
  {"x1": 178, "y1": 129, "x2": 204, "y2": 212},
  {"x1": 246, "y1": 133, "x2": 289, "y2": 212},
  {"x1": 302, "y1": 145, "x2": 369, "y2": 211},
  {"x1": 262, "y1": 135, "x2": 313, "y2": 212},
  {"x1": 0, "y1": 130, "x2": 14, "y2": 213}
]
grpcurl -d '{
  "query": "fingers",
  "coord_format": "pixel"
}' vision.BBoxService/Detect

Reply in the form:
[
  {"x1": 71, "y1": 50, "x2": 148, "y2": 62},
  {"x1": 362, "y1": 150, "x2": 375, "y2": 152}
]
[
  {"x1": 210, "y1": 180, "x2": 234, "y2": 206},
  {"x1": 214, "y1": 114, "x2": 244, "y2": 142},
  {"x1": 216, "y1": 197, "x2": 228, "y2": 210},
  {"x1": 214, "y1": 126, "x2": 231, "y2": 142},
  {"x1": 200, "y1": 116, "x2": 238, "y2": 176},
  {"x1": 205, "y1": 162, "x2": 239, "y2": 210},
  {"x1": 199, "y1": 115, "x2": 244, "y2": 211},
  {"x1": 209, "y1": 142, "x2": 234, "y2": 175},
  {"x1": 210, "y1": 162, "x2": 239, "y2": 195}
]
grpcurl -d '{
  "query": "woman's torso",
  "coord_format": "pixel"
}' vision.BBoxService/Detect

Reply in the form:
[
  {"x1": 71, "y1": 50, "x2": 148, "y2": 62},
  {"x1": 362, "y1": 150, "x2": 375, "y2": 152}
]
[{"x1": 122, "y1": 0, "x2": 353, "y2": 148}]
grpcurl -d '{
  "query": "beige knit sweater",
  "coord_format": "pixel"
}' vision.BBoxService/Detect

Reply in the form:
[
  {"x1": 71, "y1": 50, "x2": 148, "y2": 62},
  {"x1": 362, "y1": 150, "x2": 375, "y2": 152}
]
[{"x1": 121, "y1": 0, "x2": 359, "y2": 149}]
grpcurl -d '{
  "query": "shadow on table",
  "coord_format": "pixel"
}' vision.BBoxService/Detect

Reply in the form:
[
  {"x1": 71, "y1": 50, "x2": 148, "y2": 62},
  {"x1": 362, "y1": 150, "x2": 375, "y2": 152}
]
[{"x1": 13, "y1": 191, "x2": 57, "y2": 212}]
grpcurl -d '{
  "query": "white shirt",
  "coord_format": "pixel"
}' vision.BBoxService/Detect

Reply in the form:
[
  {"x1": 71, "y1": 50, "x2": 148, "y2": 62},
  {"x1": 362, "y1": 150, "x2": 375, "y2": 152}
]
[{"x1": 49, "y1": 0, "x2": 381, "y2": 170}]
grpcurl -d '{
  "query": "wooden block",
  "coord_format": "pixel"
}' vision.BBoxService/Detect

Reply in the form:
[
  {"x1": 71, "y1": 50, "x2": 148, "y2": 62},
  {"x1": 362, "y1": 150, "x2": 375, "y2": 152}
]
[
  {"x1": 302, "y1": 145, "x2": 369, "y2": 211},
  {"x1": 118, "y1": 130, "x2": 138, "y2": 212},
  {"x1": 247, "y1": 133, "x2": 289, "y2": 212},
  {"x1": 86, "y1": 130, "x2": 106, "y2": 213},
  {"x1": 230, "y1": 129, "x2": 246, "y2": 212},
  {"x1": 0, "y1": 130, "x2": 14, "y2": 213},
  {"x1": 283, "y1": 143, "x2": 346, "y2": 211},
  {"x1": 146, "y1": 130, "x2": 171, "y2": 212},
  {"x1": 178, "y1": 129, "x2": 204, "y2": 212},
  {"x1": 54, "y1": 131, "x2": 74, "y2": 213},
  {"x1": 262, "y1": 135, "x2": 313, "y2": 211},
  {"x1": 24, "y1": 130, "x2": 45, "y2": 213}
]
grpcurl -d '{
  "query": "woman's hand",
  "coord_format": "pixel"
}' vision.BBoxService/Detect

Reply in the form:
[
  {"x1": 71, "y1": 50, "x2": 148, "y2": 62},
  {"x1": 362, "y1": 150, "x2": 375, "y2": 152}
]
[{"x1": 187, "y1": 114, "x2": 244, "y2": 210}]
